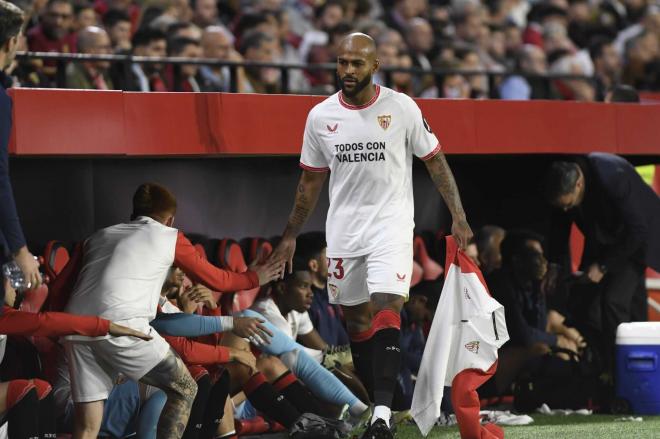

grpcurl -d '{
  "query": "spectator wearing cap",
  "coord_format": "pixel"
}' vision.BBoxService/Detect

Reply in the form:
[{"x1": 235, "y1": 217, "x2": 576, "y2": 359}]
[{"x1": 65, "y1": 26, "x2": 113, "y2": 89}]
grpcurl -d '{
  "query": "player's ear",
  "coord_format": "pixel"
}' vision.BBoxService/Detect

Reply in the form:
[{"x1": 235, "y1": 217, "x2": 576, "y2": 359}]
[
  {"x1": 372, "y1": 57, "x2": 380, "y2": 73},
  {"x1": 308, "y1": 259, "x2": 318, "y2": 273}
]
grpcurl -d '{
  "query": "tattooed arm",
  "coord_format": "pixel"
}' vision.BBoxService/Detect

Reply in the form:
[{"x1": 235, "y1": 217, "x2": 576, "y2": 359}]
[
  {"x1": 272, "y1": 170, "x2": 328, "y2": 274},
  {"x1": 424, "y1": 151, "x2": 473, "y2": 249}
]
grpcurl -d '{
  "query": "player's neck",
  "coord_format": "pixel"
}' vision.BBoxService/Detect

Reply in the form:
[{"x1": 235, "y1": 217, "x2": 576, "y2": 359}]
[{"x1": 341, "y1": 83, "x2": 377, "y2": 107}]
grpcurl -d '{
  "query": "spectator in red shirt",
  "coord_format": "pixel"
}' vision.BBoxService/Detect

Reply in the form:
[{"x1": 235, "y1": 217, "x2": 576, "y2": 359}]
[{"x1": 28, "y1": 0, "x2": 77, "y2": 53}]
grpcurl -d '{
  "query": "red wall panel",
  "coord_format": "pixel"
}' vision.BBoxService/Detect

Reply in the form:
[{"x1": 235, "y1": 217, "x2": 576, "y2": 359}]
[{"x1": 9, "y1": 89, "x2": 660, "y2": 156}]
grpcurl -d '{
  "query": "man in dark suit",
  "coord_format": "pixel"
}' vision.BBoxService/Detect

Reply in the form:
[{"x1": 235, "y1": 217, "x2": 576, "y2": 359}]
[
  {"x1": 0, "y1": 1, "x2": 42, "y2": 307},
  {"x1": 544, "y1": 153, "x2": 660, "y2": 373}
]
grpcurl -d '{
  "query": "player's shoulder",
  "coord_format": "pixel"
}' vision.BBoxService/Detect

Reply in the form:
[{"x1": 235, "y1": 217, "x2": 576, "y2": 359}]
[
  {"x1": 310, "y1": 92, "x2": 341, "y2": 114},
  {"x1": 379, "y1": 86, "x2": 418, "y2": 111}
]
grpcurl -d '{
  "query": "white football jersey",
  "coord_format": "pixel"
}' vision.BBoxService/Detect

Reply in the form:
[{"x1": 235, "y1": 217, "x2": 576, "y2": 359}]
[
  {"x1": 65, "y1": 217, "x2": 178, "y2": 322},
  {"x1": 300, "y1": 85, "x2": 440, "y2": 257}
]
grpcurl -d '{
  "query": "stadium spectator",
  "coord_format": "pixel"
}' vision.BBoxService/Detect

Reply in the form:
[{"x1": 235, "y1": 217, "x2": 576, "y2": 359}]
[
  {"x1": 590, "y1": 37, "x2": 622, "y2": 101},
  {"x1": 116, "y1": 27, "x2": 168, "y2": 91},
  {"x1": 605, "y1": 83, "x2": 640, "y2": 102},
  {"x1": 240, "y1": 30, "x2": 281, "y2": 94},
  {"x1": 0, "y1": 0, "x2": 43, "y2": 307},
  {"x1": 499, "y1": 44, "x2": 553, "y2": 100},
  {"x1": 102, "y1": 9, "x2": 132, "y2": 52},
  {"x1": 545, "y1": 154, "x2": 660, "y2": 376},
  {"x1": 392, "y1": 51, "x2": 414, "y2": 95},
  {"x1": 166, "y1": 36, "x2": 221, "y2": 92},
  {"x1": 27, "y1": 0, "x2": 77, "y2": 79},
  {"x1": 406, "y1": 17, "x2": 433, "y2": 71},
  {"x1": 65, "y1": 26, "x2": 113, "y2": 89},
  {"x1": 199, "y1": 25, "x2": 246, "y2": 92},
  {"x1": 73, "y1": 3, "x2": 98, "y2": 32},
  {"x1": 191, "y1": 0, "x2": 220, "y2": 28},
  {"x1": 28, "y1": 0, "x2": 76, "y2": 51}
]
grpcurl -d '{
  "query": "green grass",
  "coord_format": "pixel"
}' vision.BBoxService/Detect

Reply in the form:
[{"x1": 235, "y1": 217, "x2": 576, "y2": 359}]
[{"x1": 395, "y1": 415, "x2": 660, "y2": 438}]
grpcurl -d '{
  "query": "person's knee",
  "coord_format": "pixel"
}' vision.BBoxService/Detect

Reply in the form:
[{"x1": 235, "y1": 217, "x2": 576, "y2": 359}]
[
  {"x1": 343, "y1": 302, "x2": 373, "y2": 334},
  {"x1": 370, "y1": 293, "x2": 405, "y2": 313},
  {"x1": 257, "y1": 355, "x2": 288, "y2": 381}
]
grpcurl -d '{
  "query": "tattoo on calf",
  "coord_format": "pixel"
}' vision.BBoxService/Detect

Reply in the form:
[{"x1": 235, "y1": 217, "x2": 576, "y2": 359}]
[{"x1": 141, "y1": 352, "x2": 198, "y2": 439}]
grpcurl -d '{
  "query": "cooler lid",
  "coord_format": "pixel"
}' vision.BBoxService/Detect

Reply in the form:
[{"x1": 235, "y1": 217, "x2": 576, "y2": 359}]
[{"x1": 616, "y1": 322, "x2": 660, "y2": 345}]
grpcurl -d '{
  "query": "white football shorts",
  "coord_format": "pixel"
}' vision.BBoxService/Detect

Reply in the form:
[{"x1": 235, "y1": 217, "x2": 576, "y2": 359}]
[
  {"x1": 63, "y1": 318, "x2": 170, "y2": 403},
  {"x1": 326, "y1": 243, "x2": 413, "y2": 306}
]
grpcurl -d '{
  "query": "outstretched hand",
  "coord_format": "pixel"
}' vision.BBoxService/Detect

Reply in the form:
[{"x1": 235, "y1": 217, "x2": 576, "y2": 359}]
[
  {"x1": 109, "y1": 322, "x2": 153, "y2": 341},
  {"x1": 270, "y1": 237, "x2": 296, "y2": 279},
  {"x1": 249, "y1": 254, "x2": 284, "y2": 285}
]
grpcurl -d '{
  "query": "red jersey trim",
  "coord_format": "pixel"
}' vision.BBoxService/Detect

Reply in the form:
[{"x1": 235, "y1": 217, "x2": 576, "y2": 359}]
[
  {"x1": 338, "y1": 85, "x2": 380, "y2": 110},
  {"x1": 299, "y1": 162, "x2": 330, "y2": 172},
  {"x1": 420, "y1": 143, "x2": 442, "y2": 161}
]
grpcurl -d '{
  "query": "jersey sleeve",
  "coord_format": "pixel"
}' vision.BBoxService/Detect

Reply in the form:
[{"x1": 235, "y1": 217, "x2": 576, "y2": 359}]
[
  {"x1": 405, "y1": 97, "x2": 441, "y2": 161},
  {"x1": 297, "y1": 311, "x2": 314, "y2": 336},
  {"x1": 299, "y1": 109, "x2": 329, "y2": 172},
  {"x1": 0, "y1": 306, "x2": 110, "y2": 337},
  {"x1": 174, "y1": 232, "x2": 259, "y2": 292}
]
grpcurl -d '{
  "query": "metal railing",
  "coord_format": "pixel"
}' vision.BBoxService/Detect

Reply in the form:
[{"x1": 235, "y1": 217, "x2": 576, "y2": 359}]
[{"x1": 15, "y1": 51, "x2": 597, "y2": 97}]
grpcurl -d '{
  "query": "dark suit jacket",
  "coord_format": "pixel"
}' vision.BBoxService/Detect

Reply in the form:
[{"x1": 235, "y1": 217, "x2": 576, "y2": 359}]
[
  {"x1": 549, "y1": 153, "x2": 660, "y2": 273},
  {"x1": 0, "y1": 72, "x2": 26, "y2": 258}
]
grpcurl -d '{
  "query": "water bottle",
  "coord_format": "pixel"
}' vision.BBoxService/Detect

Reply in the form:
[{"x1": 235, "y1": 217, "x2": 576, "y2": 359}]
[{"x1": 1, "y1": 260, "x2": 28, "y2": 291}]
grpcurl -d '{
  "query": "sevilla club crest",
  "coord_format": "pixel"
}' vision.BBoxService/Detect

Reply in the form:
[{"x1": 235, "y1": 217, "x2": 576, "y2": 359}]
[
  {"x1": 377, "y1": 115, "x2": 391, "y2": 130},
  {"x1": 329, "y1": 283, "x2": 339, "y2": 299},
  {"x1": 465, "y1": 340, "x2": 480, "y2": 354}
]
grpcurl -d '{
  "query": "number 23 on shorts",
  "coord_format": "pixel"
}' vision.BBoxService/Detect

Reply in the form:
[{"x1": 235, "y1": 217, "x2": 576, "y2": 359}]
[{"x1": 328, "y1": 258, "x2": 345, "y2": 279}]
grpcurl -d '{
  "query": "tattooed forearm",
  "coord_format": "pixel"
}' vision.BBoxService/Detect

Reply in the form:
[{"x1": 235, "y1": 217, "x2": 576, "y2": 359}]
[
  {"x1": 283, "y1": 171, "x2": 326, "y2": 238},
  {"x1": 424, "y1": 152, "x2": 466, "y2": 219}
]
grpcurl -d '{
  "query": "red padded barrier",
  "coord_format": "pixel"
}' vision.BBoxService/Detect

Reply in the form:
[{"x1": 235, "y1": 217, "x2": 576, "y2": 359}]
[{"x1": 8, "y1": 89, "x2": 660, "y2": 156}]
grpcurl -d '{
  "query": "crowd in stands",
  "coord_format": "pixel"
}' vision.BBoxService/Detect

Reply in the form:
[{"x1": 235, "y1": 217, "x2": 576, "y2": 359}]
[{"x1": 3, "y1": 0, "x2": 659, "y2": 98}]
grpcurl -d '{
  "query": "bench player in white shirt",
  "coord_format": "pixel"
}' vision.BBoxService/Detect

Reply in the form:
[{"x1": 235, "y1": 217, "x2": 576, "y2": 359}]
[{"x1": 273, "y1": 33, "x2": 473, "y2": 439}]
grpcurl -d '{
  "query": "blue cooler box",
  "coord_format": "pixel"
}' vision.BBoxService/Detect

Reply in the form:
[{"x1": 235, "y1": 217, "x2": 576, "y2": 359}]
[{"x1": 616, "y1": 322, "x2": 660, "y2": 414}]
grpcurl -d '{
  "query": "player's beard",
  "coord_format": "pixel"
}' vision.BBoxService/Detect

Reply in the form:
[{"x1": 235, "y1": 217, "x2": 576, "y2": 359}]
[{"x1": 339, "y1": 73, "x2": 373, "y2": 98}]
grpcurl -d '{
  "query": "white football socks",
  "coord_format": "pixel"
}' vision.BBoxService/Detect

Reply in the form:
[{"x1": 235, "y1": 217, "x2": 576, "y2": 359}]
[{"x1": 371, "y1": 405, "x2": 391, "y2": 427}]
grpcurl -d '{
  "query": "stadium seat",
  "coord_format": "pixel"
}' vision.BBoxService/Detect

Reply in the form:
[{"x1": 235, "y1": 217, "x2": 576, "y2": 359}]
[
  {"x1": 240, "y1": 237, "x2": 273, "y2": 265},
  {"x1": 217, "y1": 239, "x2": 259, "y2": 312},
  {"x1": 414, "y1": 236, "x2": 443, "y2": 281},
  {"x1": 41, "y1": 240, "x2": 70, "y2": 281}
]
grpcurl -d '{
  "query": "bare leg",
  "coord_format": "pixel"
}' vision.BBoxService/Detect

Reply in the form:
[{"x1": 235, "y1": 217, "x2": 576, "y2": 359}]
[
  {"x1": 140, "y1": 350, "x2": 197, "y2": 439},
  {"x1": 72, "y1": 400, "x2": 104, "y2": 439},
  {"x1": 0, "y1": 381, "x2": 8, "y2": 414},
  {"x1": 215, "y1": 396, "x2": 235, "y2": 437}
]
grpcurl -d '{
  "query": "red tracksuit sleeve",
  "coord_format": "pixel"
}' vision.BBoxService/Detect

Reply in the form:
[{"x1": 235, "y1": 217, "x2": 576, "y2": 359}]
[
  {"x1": 0, "y1": 306, "x2": 111, "y2": 337},
  {"x1": 163, "y1": 334, "x2": 231, "y2": 365},
  {"x1": 47, "y1": 242, "x2": 83, "y2": 312},
  {"x1": 174, "y1": 232, "x2": 259, "y2": 292}
]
